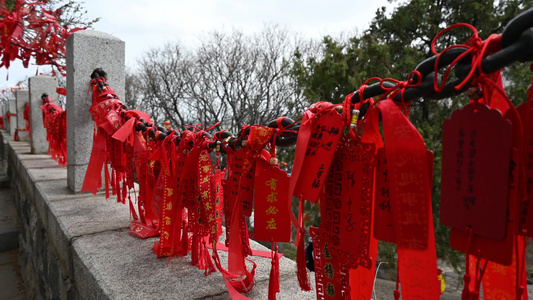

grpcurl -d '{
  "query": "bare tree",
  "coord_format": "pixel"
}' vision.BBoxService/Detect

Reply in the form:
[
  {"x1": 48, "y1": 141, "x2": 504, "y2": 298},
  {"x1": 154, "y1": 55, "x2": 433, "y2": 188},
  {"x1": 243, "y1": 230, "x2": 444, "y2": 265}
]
[
  {"x1": 136, "y1": 44, "x2": 194, "y2": 127},
  {"x1": 133, "y1": 25, "x2": 308, "y2": 134},
  {"x1": 189, "y1": 25, "x2": 307, "y2": 134},
  {"x1": 124, "y1": 69, "x2": 152, "y2": 116},
  {"x1": 189, "y1": 30, "x2": 257, "y2": 131}
]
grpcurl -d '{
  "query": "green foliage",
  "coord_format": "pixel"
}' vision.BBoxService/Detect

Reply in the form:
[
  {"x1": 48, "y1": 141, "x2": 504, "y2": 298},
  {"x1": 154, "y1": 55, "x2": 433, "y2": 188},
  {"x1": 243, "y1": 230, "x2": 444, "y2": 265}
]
[
  {"x1": 3, "y1": 0, "x2": 15, "y2": 11},
  {"x1": 291, "y1": 0, "x2": 533, "y2": 273}
]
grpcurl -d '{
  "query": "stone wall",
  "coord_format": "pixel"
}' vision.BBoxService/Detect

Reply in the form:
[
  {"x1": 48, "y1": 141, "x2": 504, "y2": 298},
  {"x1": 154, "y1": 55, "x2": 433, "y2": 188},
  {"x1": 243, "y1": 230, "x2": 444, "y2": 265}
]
[{"x1": 7, "y1": 138, "x2": 75, "y2": 299}]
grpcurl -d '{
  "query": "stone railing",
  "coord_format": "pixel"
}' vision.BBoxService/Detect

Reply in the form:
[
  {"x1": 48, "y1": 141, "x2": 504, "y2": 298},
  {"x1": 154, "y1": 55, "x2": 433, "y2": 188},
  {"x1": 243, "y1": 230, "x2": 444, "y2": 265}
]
[
  {"x1": 1, "y1": 29, "x2": 461, "y2": 300},
  {"x1": 2, "y1": 127, "x2": 320, "y2": 299},
  {"x1": 0, "y1": 30, "x2": 318, "y2": 300}
]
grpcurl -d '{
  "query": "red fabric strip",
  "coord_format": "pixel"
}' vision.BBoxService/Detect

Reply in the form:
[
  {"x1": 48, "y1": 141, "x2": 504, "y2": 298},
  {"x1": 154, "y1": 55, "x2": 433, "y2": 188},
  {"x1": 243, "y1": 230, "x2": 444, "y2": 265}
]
[
  {"x1": 81, "y1": 129, "x2": 106, "y2": 194},
  {"x1": 208, "y1": 242, "x2": 283, "y2": 259},
  {"x1": 377, "y1": 99, "x2": 440, "y2": 299}
]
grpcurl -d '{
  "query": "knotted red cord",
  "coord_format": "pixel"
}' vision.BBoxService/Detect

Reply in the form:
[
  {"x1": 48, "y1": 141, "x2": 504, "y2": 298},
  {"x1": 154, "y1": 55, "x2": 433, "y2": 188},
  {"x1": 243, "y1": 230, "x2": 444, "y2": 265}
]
[
  {"x1": 342, "y1": 85, "x2": 377, "y2": 139},
  {"x1": 270, "y1": 116, "x2": 300, "y2": 157},
  {"x1": 360, "y1": 71, "x2": 422, "y2": 105},
  {"x1": 431, "y1": 23, "x2": 482, "y2": 92},
  {"x1": 268, "y1": 240, "x2": 280, "y2": 300},
  {"x1": 431, "y1": 23, "x2": 504, "y2": 95}
]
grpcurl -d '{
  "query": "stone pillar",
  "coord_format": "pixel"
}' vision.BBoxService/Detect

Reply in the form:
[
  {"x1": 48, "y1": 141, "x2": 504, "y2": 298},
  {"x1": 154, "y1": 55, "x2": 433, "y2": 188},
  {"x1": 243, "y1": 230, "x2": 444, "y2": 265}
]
[
  {"x1": 66, "y1": 30, "x2": 125, "y2": 193},
  {"x1": 16, "y1": 90, "x2": 29, "y2": 130},
  {"x1": 3, "y1": 102, "x2": 7, "y2": 133},
  {"x1": 1, "y1": 102, "x2": 6, "y2": 132},
  {"x1": 15, "y1": 90, "x2": 30, "y2": 142},
  {"x1": 0, "y1": 103, "x2": 4, "y2": 129},
  {"x1": 29, "y1": 76, "x2": 58, "y2": 154},
  {"x1": 2, "y1": 102, "x2": 7, "y2": 132},
  {"x1": 9, "y1": 99, "x2": 16, "y2": 136}
]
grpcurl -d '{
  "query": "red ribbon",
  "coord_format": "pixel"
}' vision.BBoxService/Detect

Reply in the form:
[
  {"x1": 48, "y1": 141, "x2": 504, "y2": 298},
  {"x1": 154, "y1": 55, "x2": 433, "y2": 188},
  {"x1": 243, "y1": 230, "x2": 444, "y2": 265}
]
[
  {"x1": 41, "y1": 97, "x2": 67, "y2": 165},
  {"x1": 366, "y1": 99, "x2": 440, "y2": 299}
]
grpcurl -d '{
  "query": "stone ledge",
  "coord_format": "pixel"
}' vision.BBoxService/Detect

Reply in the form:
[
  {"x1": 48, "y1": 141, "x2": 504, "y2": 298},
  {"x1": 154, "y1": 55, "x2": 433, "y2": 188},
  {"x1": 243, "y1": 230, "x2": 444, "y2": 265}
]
[
  {"x1": 72, "y1": 230, "x2": 315, "y2": 300},
  {"x1": 1, "y1": 129, "x2": 317, "y2": 299}
]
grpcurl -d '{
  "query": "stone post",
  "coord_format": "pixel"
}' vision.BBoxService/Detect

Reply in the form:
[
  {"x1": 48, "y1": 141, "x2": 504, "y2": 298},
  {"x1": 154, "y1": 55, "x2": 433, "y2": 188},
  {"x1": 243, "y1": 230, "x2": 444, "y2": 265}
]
[
  {"x1": 29, "y1": 76, "x2": 58, "y2": 154},
  {"x1": 15, "y1": 90, "x2": 30, "y2": 141},
  {"x1": 16, "y1": 90, "x2": 29, "y2": 129},
  {"x1": 66, "y1": 30, "x2": 125, "y2": 193},
  {"x1": 9, "y1": 99, "x2": 16, "y2": 136},
  {"x1": 1, "y1": 102, "x2": 6, "y2": 132},
  {"x1": 0, "y1": 103, "x2": 4, "y2": 129},
  {"x1": 2, "y1": 102, "x2": 7, "y2": 132},
  {"x1": 3, "y1": 102, "x2": 7, "y2": 133}
]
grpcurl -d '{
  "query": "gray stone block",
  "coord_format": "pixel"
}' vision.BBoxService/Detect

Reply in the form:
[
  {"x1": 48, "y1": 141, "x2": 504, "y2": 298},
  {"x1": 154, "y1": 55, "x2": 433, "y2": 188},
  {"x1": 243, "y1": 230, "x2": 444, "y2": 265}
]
[
  {"x1": 67, "y1": 164, "x2": 90, "y2": 194},
  {"x1": 16, "y1": 154, "x2": 52, "y2": 161},
  {"x1": 66, "y1": 30, "x2": 125, "y2": 193},
  {"x1": 9, "y1": 140, "x2": 31, "y2": 151},
  {"x1": 16, "y1": 130, "x2": 30, "y2": 143},
  {"x1": 21, "y1": 158, "x2": 63, "y2": 170},
  {"x1": 45, "y1": 195, "x2": 131, "y2": 274},
  {"x1": 72, "y1": 229, "x2": 316, "y2": 300},
  {"x1": 31, "y1": 176, "x2": 130, "y2": 277},
  {"x1": 27, "y1": 167, "x2": 67, "y2": 182},
  {"x1": 29, "y1": 76, "x2": 59, "y2": 154}
]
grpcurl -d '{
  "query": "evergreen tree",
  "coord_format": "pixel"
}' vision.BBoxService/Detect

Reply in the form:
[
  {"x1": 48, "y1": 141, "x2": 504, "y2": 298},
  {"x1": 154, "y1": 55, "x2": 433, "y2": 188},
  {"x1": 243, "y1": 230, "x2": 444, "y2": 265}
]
[{"x1": 291, "y1": 0, "x2": 533, "y2": 271}]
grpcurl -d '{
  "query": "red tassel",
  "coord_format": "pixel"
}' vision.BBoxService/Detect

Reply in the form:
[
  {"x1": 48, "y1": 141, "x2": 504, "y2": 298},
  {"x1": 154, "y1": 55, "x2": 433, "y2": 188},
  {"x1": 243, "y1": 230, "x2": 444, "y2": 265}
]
[
  {"x1": 517, "y1": 285, "x2": 525, "y2": 300},
  {"x1": 122, "y1": 177, "x2": 127, "y2": 204},
  {"x1": 115, "y1": 171, "x2": 121, "y2": 202},
  {"x1": 203, "y1": 240, "x2": 216, "y2": 276},
  {"x1": 180, "y1": 224, "x2": 189, "y2": 256},
  {"x1": 394, "y1": 290, "x2": 401, "y2": 300},
  {"x1": 104, "y1": 165, "x2": 110, "y2": 199},
  {"x1": 128, "y1": 196, "x2": 139, "y2": 221},
  {"x1": 268, "y1": 243, "x2": 280, "y2": 300},
  {"x1": 462, "y1": 274, "x2": 471, "y2": 300},
  {"x1": 469, "y1": 291, "x2": 480, "y2": 300},
  {"x1": 394, "y1": 265, "x2": 401, "y2": 300},
  {"x1": 192, "y1": 234, "x2": 200, "y2": 267},
  {"x1": 241, "y1": 215, "x2": 253, "y2": 256},
  {"x1": 296, "y1": 198, "x2": 311, "y2": 291},
  {"x1": 198, "y1": 239, "x2": 206, "y2": 269},
  {"x1": 111, "y1": 168, "x2": 116, "y2": 196}
]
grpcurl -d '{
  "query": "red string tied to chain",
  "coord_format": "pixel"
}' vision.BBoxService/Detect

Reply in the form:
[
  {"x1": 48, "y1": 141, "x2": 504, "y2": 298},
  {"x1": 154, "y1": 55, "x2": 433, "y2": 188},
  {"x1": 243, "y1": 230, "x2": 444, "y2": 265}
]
[{"x1": 430, "y1": 23, "x2": 499, "y2": 93}]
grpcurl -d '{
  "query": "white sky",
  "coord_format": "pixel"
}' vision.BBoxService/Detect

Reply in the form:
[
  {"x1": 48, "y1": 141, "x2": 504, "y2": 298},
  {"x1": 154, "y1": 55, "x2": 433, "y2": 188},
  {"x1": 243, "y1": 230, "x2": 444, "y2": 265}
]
[{"x1": 0, "y1": 0, "x2": 394, "y2": 87}]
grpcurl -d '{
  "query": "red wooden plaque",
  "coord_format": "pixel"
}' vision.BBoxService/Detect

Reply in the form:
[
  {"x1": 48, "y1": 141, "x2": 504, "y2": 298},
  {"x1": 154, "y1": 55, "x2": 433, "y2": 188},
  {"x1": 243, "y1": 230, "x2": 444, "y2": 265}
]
[
  {"x1": 450, "y1": 148, "x2": 520, "y2": 266},
  {"x1": 311, "y1": 227, "x2": 347, "y2": 300},
  {"x1": 293, "y1": 109, "x2": 343, "y2": 203},
  {"x1": 441, "y1": 103, "x2": 512, "y2": 240},
  {"x1": 254, "y1": 166, "x2": 291, "y2": 242},
  {"x1": 517, "y1": 102, "x2": 533, "y2": 235},
  {"x1": 320, "y1": 139, "x2": 375, "y2": 269}
]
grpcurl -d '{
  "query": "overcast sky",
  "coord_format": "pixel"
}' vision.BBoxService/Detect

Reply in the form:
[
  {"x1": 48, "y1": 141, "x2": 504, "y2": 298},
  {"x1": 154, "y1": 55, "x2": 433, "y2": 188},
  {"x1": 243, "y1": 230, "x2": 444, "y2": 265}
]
[{"x1": 0, "y1": 0, "x2": 394, "y2": 87}]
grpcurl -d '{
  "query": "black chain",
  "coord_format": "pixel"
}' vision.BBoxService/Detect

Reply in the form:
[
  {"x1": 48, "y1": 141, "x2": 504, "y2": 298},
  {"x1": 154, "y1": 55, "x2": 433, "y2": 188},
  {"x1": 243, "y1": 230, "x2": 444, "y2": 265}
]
[{"x1": 90, "y1": 8, "x2": 533, "y2": 148}]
